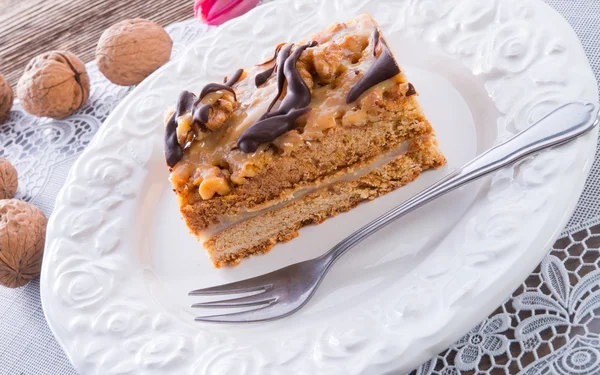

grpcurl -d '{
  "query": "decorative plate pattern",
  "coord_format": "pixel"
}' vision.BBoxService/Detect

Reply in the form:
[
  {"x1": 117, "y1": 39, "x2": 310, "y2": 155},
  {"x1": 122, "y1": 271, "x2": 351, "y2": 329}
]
[
  {"x1": 410, "y1": 222, "x2": 600, "y2": 375},
  {"x1": 40, "y1": 0, "x2": 598, "y2": 374}
]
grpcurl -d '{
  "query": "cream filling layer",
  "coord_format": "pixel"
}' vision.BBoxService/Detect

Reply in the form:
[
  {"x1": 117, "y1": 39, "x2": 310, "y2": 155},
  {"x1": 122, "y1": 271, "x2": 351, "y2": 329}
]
[{"x1": 196, "y1": 139, "x2": 420, "y2": 245}]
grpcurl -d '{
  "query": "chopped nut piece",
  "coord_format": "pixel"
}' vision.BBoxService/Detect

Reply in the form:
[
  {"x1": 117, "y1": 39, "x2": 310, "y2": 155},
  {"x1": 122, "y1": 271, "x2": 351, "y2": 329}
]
[
  {"x1": 312, "y1": 43, "x2": 344, "y2": 83},
  {"x1": 176, "y1": 112, "x2": 193, "y2": 145},
  {"x1": 198, "y1": 167, "x2": 231, "y2": 200},
  {"x1": 342, "y1": 109, "x2": 368, "y2": 127},
  {"x1": 339, "y1": 34, "x2": 369, "y2": 62},
  {"x1": 272, "y1": 129, "x2": 304, "y2": 155},
  {"x1": 296, "y1": 60, "x2": 314, "y2": 92},
  {"x1": 359, "y1": 89, "x2": 385, "y2": 112},
  {"x1": 230, "y1": 160, "x2": 263, "y2": 185},
  {"x1": 296, "y1": 49, "x2": 315, "y2": 91},
  {"x1": 205, "y1": 92, "x2": 236, "y2": 131}
]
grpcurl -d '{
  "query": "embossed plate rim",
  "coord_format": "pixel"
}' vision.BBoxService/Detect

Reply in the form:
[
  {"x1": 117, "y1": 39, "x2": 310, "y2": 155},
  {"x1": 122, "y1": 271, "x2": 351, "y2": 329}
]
[{"x1": 40, "y1": 0, "x2": 599, "y2": 374}]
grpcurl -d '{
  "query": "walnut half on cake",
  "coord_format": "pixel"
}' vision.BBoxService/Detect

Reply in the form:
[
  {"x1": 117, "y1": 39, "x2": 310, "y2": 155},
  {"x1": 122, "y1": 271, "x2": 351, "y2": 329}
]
[{"x1": 164, "y1": 14, "x2": 446, "y2": 267}]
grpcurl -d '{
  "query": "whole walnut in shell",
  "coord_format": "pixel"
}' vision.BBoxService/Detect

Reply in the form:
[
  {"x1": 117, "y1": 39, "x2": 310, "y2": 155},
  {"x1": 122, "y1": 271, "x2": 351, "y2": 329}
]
[
  {"x1": 96, "y1": 19, "x2": 173, "y2": 86},
  {"x1": 17, "y1": 51, "x2": 90, "y2": 120},
  {"x1": 0, "y1": 74, "x2": 13, "y2": 123},
  {"x1": 0, "y1": 158, "x2": 17, "y2": 199},
  {"x1": 0, "y1": 199, "x2": 47, "y2": 288}
]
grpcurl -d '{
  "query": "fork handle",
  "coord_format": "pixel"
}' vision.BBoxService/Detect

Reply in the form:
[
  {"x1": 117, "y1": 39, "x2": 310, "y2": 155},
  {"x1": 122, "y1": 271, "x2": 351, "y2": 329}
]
[{"x1": 321, "y1": 100, "x2": 600, "y2": 266}]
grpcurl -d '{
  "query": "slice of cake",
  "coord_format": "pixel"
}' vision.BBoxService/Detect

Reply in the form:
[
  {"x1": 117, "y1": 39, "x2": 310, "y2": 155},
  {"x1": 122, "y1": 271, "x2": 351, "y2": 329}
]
[{"x1": 164, "y1": 14, "x2": 446, "y2": 267}]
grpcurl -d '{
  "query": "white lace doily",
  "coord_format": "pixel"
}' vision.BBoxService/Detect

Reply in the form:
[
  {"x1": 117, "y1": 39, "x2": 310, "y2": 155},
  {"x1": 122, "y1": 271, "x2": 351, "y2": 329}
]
[{"x1": 1, "y1": 1, "x2": 600, "y2": 373}]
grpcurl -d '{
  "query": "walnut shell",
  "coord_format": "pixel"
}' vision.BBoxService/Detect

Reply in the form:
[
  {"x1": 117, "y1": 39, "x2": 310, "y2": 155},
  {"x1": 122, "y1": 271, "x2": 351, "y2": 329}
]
[
  {"x1": 0, "y1": 158, "x2": 17, "y2": 199},
  {"x1": 0, "y1": 199, "x2": 47, "y2": 288},
  {"x1": 17, "y1": 51, "x2": 90, "y2": 120},
  {"x1": 96, "y1": 19, "x2": 173, "y2": 86},
  {"x1": 0, "y1": 74, "x2": 13, "y2": 123}
]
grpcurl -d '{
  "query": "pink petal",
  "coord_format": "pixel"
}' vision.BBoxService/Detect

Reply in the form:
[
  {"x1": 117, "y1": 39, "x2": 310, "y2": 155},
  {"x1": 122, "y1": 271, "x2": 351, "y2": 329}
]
[{"x1": 194, "y1": 0, "x2": 259, "y2": 25}]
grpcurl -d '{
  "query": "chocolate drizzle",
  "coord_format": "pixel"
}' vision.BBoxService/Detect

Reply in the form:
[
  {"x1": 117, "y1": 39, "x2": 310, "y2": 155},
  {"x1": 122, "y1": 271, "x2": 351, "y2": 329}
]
[
  {"x1": 255, "y1": 44, "x2": 285, "y2": 87},
  {"x1": 200, "y1": 83, "x2": 237, "y2": 101},
  {"x1": 195, "y1": 104, "x2": 211, "y2": 124},
  {"x1": 165, "y1": 90, "x2": 196, "y2": 168},
  {"x1": 278, "y1": 41, "x2": 316, "y2": 110},
  {"x1": 346, "y1": 33, "x2": 400, "y2": 104},
  {"x1": 225, "y1": 69, "x2": 244, "y2": 86},
  {"x1": 371, "y1": 28, "x2": 380, "y2": 57},
  {"x1": 238, "y1": 42, "x2": 317, "y2": 153},
  {"x1": 236, "y1": 108, "x2": 311, "y2": 153},
  {"x1": 255, "y1": 66, "x2": 276, "y2": 87},
  {"x1": 164, "y1": 69, "x2": 244, "y2": 166},
  {"x1": 268, "y1": 44, "x2": 293, "y2": 112}
]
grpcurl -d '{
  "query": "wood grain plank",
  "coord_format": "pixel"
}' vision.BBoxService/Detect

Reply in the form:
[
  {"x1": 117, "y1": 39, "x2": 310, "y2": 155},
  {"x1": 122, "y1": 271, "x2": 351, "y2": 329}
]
[{"x1": 0, "y1": 0, "x2": 193, "y2": 88}]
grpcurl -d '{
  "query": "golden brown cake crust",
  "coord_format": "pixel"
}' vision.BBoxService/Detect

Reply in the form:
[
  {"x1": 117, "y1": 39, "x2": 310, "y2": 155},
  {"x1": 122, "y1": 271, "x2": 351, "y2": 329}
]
[{"x1": 205, "y1": 138, "x2": 445, "y2": 267}]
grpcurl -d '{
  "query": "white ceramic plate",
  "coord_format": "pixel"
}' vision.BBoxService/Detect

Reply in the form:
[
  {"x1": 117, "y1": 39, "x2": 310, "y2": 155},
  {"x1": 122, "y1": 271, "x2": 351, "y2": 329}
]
[{"x1": 41, "y1": 0, "x2": 598, "y2": 374}]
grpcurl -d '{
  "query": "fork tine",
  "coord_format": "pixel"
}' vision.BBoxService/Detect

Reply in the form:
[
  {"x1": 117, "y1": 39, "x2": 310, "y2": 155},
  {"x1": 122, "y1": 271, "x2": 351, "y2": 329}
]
[
  {"x1": 191, "y1": 292, "x2": 277, "y2": 309},
  {"x1": 194, "y1": 302, "x2": 279, "y2": 323},
  {"x1": 189, "y1": 279, "x2": 273, "y2": 296}
]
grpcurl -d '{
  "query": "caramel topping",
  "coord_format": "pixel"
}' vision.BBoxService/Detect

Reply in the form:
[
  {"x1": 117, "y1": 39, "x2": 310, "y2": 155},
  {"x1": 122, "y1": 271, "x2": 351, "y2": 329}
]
[
  {"x1": 346, "y1": 32, "x2": 400, "y2": 103},
  {"x1": 168, "y1": 14, "x2": 409, "y2": 197}
]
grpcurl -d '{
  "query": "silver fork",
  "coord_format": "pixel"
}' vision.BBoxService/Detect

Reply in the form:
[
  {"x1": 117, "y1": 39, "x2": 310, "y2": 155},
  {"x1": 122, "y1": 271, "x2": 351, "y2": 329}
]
[{"x1": 190, "y1": 100, "x2": 600, "y2": 323}]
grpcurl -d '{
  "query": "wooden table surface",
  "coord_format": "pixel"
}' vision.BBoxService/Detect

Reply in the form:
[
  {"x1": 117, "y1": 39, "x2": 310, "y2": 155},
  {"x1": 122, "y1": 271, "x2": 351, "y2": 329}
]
[{"x1": 0, "y1": 0, "x2": 193, "y2": 89}]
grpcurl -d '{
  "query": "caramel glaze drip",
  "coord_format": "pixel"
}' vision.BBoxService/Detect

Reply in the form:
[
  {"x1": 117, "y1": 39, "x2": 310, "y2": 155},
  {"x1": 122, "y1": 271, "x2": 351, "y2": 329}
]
[
  {"x1": 346, "y1": 31, "x2": 400, "y2": 104},
  {"x1": 164, "y1": 69, "x2": 244, "y2": 167},
  {"x1": 165, "y1": 91, "x2": 195, "y2": 168},
  {"x1": 237, "y1": 42, "x2": 317, "y2": 153}
]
